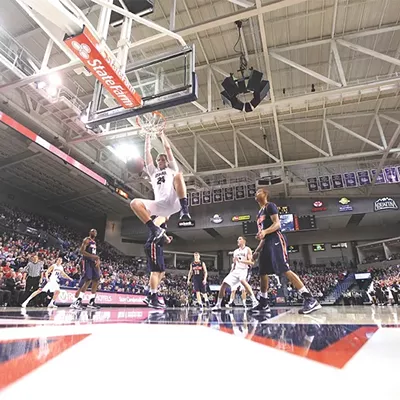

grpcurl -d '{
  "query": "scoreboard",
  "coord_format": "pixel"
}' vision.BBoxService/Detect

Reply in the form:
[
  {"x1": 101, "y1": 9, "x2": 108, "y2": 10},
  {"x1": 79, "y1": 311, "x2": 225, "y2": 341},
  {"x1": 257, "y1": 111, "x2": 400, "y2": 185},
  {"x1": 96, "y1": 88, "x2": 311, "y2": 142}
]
[
  {"x1": 297, "y1": 215, "x2": 317, "y2": 231},
  {"x1": 242, "y1": 214, "x2": 317, "y2": 236}
]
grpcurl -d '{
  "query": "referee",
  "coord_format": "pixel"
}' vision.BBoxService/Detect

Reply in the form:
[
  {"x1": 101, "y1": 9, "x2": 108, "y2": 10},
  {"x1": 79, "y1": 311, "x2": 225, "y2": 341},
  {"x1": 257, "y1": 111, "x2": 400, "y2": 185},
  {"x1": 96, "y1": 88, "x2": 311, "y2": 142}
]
[{"x1": 23, "y1": 254, "x2": 43, "y2": 304}]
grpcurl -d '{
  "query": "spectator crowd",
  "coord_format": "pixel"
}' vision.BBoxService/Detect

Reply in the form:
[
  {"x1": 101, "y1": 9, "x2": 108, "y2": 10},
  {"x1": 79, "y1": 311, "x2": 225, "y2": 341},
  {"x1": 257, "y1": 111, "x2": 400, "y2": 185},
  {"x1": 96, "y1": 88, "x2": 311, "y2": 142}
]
[{"x1": 0, "y1": 202, "x2": 373, "y2": 309}]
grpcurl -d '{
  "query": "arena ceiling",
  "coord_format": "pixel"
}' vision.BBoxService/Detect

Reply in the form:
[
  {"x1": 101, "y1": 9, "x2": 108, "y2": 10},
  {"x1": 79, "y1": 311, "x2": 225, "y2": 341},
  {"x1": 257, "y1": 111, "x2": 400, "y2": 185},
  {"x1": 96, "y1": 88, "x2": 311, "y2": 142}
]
[{"x1": 1, "y1": 0, "x2": 400, "y2": 218}]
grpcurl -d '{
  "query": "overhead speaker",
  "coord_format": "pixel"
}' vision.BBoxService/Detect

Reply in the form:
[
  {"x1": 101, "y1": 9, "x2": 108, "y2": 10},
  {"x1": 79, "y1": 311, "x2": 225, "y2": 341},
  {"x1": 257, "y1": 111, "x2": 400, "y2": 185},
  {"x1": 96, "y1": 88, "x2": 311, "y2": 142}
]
[
  {"x1": 222, "y1": 76, "x2": 239, "y2": 97},
  {"x1": 237, "y1": 78, "x2": 246, "y2": 93},
  {"x1": 244, "y1": 102, "x2": 253, "y2": 112},
  {"x1": 221, "y1": 90, "x2": 232, "y2": 105},
  {"x1": 247, "y1": 69, "x2": 263, "y2": 91},
  {"x1": 250, "y1": 80, "x2": 270, "y2": 108},
  {"x1": 231, "y1": 97, "x2": 244, "y2": 111}
]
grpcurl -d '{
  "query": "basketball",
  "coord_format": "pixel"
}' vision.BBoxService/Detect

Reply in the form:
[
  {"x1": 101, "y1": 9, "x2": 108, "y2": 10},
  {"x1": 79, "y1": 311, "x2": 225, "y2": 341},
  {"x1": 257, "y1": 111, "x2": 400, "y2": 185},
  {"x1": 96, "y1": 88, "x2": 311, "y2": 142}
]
[{"x1": 126, "y1": 157, "x2": 144, "y2": 174}]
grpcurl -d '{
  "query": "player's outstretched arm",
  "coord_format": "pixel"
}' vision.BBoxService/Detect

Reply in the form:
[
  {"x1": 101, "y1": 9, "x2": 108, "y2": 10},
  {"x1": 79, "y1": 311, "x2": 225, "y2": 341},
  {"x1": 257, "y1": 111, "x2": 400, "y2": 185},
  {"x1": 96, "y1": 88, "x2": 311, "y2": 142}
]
[
  {"x1": 62, "y1": 270, "x2": 73, "y2": 281},
  {"x1": 158, "y1": 131, "x2": 178, "y2": 170},
  {"x1": 145, "y1": 134, "x2": 154, "y2": 166}
]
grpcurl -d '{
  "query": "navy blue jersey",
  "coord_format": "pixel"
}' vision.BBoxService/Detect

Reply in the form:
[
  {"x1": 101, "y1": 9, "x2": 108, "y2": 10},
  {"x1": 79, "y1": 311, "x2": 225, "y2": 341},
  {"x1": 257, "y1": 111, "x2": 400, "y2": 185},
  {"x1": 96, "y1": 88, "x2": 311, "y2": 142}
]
[
  {"x1": 83, "y1": 238, "x2": 97, "y2": 260},
  {"x1": 257, "y1": 202, "x2": 281, "y2": 238},
  {"x1": 191, "y1": 261, "x2": 204, "y2": 280}
]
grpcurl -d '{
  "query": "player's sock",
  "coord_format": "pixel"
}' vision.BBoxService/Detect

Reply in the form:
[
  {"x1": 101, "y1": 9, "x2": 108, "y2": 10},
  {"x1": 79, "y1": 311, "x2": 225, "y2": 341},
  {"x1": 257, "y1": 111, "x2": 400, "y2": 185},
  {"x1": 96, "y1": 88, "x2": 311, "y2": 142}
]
[
  {"x1": 251, "y1": 295, "x2": 257, "y2": 302},
  {"x1": 179, "y1": 197, "x2": 189, "y2": 214},
  {"x1": 299, "y1": 287, "x2": 312, "y2": 298},
  {"x1": 145, "y1": 220, "x2": 158, "y2": 234},
  {"x1": 216, "y1": 298, "x2": 222, "y2": 307},
  {"x1": 78, "y1": 292, "x2": 84, "y2": 300},
  {"x1": 150, "y1": 288, "x2": 157, "y2": 295},
  {"x1": 25, "y1": 294, "x2": 34, "y2": 303},
  {"x1": 260, "y1": 292, "x2": 268, "y2": 298}
]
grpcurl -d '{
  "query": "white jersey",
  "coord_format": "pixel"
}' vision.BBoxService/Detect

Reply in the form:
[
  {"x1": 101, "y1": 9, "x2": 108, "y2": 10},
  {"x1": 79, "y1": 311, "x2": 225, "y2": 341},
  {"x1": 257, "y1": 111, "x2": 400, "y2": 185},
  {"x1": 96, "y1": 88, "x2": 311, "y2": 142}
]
[
  {"x1": 233, "y1": 246, "x2": 251, "y2": 270},
  {"x1": 146, "y1": 162, "x2": 178, "y2": 202},
  {"x1": 49, "y1": 264, "x2": 64, "y2": 283}
]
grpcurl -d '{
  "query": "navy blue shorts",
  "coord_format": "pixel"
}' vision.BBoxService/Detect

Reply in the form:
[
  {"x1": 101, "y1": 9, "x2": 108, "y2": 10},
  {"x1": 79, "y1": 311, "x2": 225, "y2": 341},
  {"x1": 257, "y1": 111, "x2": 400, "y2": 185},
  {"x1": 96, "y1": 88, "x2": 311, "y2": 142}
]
[
  {"x1": 145, "y1": 242, "x2": 165, "y2": 273},
  {"x1": 79, "y1": 259, "x2": 100, "y2": 287},
  {"x1": 193, "y1": 278, "x2": 206, "y2": 293},
  {"x1": 259, "y1": 231, "x2": 290, "y2": 276}
]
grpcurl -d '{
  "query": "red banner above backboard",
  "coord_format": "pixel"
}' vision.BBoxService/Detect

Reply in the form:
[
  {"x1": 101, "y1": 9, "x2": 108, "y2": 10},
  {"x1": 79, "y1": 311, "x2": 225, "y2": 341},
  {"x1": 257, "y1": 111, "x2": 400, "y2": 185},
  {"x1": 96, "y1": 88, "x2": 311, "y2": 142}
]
[{"x1": 64, "y1": 26, "x2": 142, "y2": 109}]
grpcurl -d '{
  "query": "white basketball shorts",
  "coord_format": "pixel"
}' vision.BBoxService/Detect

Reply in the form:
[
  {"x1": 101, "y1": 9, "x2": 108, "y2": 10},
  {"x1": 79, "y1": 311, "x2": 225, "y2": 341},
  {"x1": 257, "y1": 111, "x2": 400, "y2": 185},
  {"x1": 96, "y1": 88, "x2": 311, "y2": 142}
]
[
  {"x1": 42, "y1": 280, "x2": 60, "y2": 293},
  {"x1": 141, "y1": 190, "x2": 181, "y2": 218},
  {"x1": 223, "y1": 269, "x2": 248, "y2": 289}
]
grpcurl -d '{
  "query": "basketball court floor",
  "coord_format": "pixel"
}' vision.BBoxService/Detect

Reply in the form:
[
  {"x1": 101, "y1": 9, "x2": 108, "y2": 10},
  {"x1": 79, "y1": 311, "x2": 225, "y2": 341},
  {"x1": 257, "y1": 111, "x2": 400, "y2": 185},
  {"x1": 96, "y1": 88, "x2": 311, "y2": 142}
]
[{"x1": 0, "y1": 306, "x2": 399, "y2": 399}]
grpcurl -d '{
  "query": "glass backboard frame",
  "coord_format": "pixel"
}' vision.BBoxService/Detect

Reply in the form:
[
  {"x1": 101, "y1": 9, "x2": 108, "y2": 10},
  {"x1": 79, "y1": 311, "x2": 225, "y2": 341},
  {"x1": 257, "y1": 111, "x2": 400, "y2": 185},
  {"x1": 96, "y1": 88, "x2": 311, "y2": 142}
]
[{"x1": 85, "y1": 45, "x2": 197, "y2": 129}]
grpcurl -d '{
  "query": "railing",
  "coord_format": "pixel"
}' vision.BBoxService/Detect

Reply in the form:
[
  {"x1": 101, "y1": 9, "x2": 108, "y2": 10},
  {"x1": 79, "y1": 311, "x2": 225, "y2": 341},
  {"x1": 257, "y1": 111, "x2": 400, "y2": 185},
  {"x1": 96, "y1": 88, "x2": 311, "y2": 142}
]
[{"x1": 0, "y1": 26, "x2": 40, "y2": 76}]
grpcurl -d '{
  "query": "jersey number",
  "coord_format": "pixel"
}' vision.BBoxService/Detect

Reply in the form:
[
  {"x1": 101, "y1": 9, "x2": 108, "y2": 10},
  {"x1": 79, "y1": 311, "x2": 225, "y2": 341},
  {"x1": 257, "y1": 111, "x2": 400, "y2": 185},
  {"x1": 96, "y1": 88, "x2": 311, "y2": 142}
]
[{"x1": 157, "y1": 176, "x2": 166, "y2": 185}]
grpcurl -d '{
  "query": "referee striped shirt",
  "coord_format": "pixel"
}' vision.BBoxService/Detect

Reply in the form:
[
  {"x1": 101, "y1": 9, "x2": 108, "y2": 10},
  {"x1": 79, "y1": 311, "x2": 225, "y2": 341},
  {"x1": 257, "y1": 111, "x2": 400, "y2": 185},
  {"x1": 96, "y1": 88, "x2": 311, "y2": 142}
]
[{"x1": 24, "y1": 261, "x2": 43, "y2": 277}]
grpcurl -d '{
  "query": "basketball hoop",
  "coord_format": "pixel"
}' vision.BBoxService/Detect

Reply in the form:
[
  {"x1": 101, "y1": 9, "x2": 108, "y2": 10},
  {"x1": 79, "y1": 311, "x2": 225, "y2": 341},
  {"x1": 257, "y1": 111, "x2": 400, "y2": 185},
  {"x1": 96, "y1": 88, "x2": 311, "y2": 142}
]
[{"x1": 136, "y1": 111, "x2": 166, "y2": 138}]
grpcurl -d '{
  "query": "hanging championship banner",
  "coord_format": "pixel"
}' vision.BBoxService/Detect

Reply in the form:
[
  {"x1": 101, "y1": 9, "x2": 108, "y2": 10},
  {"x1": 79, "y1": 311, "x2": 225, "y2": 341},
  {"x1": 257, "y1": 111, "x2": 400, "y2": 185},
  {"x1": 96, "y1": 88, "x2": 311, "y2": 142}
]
[
  {"x1": 224, "y1": 187, "x2": 234, "y2": 201},
  {"x1": 235, "y1": 185, "x2": 245, "y2": 200},
  {"x1": 343, "y1": 172, "x2": 357, "y2": 187},
  {"x1": 331, "y1": 174, "x2": 344, "y2": 189},
  {"x1": 247, "y1": 184, "x2": 256, "y2": 198},
  {"x1": 384, "y1": 166, "x2": 399, "y2": 183},
  {"x1": 357, "y1": 170, "x2": 371, "y2": 186},
  {"x1": 212, "y1": 188, "x2": 223, "y2": 203},
  {"x1": 202, "y1": 190, "x2": 211, "y2": 204},
  {"x1": 318, "y1": 176, "x2": 331, "y2": 191},
  {"x1": 191, "y1": 192, "x2": 200, "y2": 206},
  {"x1": 371, "y1": 169, "x2": 386, "y2": 184},
  {"x1": 307, "y1": 177, "x2": 318, "y2": 192}
]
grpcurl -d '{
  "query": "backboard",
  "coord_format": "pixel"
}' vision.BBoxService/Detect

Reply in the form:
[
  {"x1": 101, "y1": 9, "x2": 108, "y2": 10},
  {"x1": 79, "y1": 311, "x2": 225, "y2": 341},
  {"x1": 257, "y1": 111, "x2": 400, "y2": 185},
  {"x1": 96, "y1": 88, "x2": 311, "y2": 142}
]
[{"x1": 84, "y1": 45, "x2": 198, "y2": 130}]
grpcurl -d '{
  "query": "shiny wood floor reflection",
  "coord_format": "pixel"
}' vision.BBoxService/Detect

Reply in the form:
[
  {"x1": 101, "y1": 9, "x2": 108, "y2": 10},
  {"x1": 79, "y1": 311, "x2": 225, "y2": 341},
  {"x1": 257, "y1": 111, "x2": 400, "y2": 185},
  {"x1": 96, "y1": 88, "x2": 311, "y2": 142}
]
[{"x1": 0, "y1": 306, "x2": 399, "y2": 400}]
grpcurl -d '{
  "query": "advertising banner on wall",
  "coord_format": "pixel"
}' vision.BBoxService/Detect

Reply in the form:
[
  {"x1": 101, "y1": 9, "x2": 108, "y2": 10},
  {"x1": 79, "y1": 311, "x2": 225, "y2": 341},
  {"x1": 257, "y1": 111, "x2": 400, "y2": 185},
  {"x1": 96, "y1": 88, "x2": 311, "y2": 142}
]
[
  {"x1": 191, "y1": 192, "x2": 200, "y2": 206},
  {"x1": 371, "y1": 169, "x2": 386, "y2": 184},
  {"x1": 343, "y1": 172, "x2": 357, "y2": 187},
  {"x1": 235, "y1": 185, "x2": 246, "y2": 200},
  {"x1": 307, "y1": 177, "x2": 318, "y2": 192},
  {"x1": 202, "y1": 190, "x2": 212, "y2": 204},
  {"x1": 318, "y1": 175, "x2": 331, "y2": 190},
  {"x1": 224, "y1": 187, "x2": 234, "y2": 201},
  {"x1": 247, "y1": 184, "x2": 256, "y2": 198},
  {"x1": 357, "y1": 170, "x2": 371, "y2": 186},
  {"x1": 57, "y1": 289, "x2": 162, "y2": 306},
  {"x1": 212, "y1": 188, "x2": 223, "y2": 203},
  {"x1": 331, "y1": 174, "x2": 344, "y2": 189}
]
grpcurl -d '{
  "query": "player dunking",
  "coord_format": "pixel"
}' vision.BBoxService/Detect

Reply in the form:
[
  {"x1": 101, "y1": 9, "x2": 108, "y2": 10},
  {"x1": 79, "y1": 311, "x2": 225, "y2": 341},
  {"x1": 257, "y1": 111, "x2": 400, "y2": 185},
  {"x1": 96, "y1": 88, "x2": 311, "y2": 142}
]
[
  {"x1": 252, "y1": 188, "x2": 321, "y2": 315},
  {"x1": 22, "y1": 258, "x2": 73, "y2": 308},
  {"x1": 70, "y1": 229, "x2": 101, "y2": 310},
  {"x1": 130, "y1": 131, "x2": 191, "y2": 243},
  {"x1": 212, "y1": 237, "x2": 258, "y2": 311},
  {"x1": 187, "y1": 252, "x2": 210, "y2": 308}
]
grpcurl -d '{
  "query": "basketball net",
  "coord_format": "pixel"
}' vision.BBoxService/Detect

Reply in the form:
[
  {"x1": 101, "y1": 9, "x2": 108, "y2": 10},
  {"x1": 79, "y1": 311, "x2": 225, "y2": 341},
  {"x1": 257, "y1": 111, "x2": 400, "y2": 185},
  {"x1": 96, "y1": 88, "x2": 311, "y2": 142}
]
[{"x1": 136, "y1": 111, "x2": 166, "y2": 138}]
